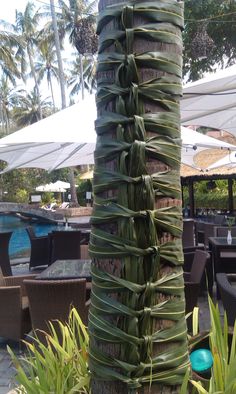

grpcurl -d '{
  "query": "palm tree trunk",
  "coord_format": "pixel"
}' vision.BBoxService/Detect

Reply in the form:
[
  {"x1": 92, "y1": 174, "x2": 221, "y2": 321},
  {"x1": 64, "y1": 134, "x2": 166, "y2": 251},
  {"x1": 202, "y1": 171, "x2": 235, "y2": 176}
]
[
  {"x1": 27, "y1": 44, "x2": 43, "y2": 120},
  {"x1": 49, "y1": 0, "x2": 67, "y2": 110},
  {"x1": 79, "y1": 53, "x2": 85, "y2": 100},
  {"x1": 89, "y1": 0, "x2": 189, "y2": 393},
  {"x1": 48, "y1": 74, "x2": 56, "y2": 112},
  {"x1": 49, "y1": 0, "x2": 78, "y2": 205}
]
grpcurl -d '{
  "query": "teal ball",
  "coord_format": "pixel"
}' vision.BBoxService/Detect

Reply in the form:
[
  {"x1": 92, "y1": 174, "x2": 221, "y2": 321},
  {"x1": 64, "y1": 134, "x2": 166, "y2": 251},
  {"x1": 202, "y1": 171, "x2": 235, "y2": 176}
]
[{"x1": 190, "y1": 349, "x2": 213, "y2": 372}]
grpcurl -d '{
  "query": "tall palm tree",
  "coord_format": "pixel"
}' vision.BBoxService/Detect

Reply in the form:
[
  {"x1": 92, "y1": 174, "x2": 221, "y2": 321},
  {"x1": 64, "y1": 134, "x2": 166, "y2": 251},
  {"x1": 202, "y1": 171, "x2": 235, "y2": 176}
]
[
  {"x1": 0, "y1": 29, "x2": 23, "y2": 85},
  {"x1": 49, "y1": 0, "x2": 67, "y2": 109},
  {"x1": 13, "y1": 2, "x2": 43, "y2": 120},
  {"x1": 88, "y1": 0, "x2": 189, "y2": 393},
  {"x1": 12, "y1": 90, "x2": 53, "y2": 127},
  {"x1": 54, "y1": 0, "x2": 97, "y2": 99},
  {"x1": 35, "y1": 40, "x2": 60, "y2": 110},
  {"x1": 0, "y1": 77, "x2": 25, "y2": 134},
  {"x1": 67, "y1": 53, "x2": 96, "y2": 98}
]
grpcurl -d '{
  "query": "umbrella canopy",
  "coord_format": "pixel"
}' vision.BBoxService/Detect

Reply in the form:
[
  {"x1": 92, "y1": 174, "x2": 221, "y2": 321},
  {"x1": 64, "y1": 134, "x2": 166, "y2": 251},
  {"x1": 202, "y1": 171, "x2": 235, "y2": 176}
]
[
  {"x1": 80, "y1": 170, "x2": 94, "y2": 180},
  {"x1": 181, "y1": 65, "x2": 236, "y2": 134},
  {"x1": 0, "y1": 95, "x2": 96, "y2": 173},
  {"x1": 0, "y1": 94, "x2": 235, "y2": 172},
  {"x1": 51, "y1": 180, "x2": 71, "y2": 189},
  {"x1": 207, "y1": 151, "x2": 236, "y2": 171},
  {"x1": 36, "y1": 183, "x2": 67, "y2": 192}
]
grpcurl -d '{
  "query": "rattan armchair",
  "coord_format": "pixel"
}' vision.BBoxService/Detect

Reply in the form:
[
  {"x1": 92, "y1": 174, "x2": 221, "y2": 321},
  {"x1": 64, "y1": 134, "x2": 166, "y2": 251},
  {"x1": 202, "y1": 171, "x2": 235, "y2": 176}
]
[
  {"x1": 26, "y1": 226, "x2": 50, "y2": 270},
  {"x1": 184, "y1": 249, "x2": 210, "y2": 331},
  {"x1": 50, "y1": 230, "x2": 82, "y2": 263},
  {"x1": 0, "y1": 231, "x2": 13, "y2": 276},
  {"x1": 216, "y1": 273, "x2": 236, "y2": 326},
  {"x1": 24, "y1": 278, "x2": 89, "y2": 344},
  {"x1": 0, "y1": 273, "x2": 36, "y2": 342}
]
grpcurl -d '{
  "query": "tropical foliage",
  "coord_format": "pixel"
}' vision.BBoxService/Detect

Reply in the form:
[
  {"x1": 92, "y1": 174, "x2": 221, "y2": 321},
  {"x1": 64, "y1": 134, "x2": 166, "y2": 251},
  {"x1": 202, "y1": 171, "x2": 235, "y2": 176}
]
[
  {"x1": 184, "y1": 0, "x2": 236, "y2": 81},
  {"x1": 190, "y1": 298, "x2": 236, "y2": 394},
  {"x1": 8, "y1": 308, "x2": 90, "y2": 394}
]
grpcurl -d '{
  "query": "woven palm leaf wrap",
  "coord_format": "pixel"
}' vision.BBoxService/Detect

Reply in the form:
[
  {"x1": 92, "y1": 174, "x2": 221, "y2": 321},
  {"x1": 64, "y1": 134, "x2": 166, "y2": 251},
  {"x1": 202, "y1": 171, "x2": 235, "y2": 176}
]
[{"x1": 88, "y1": 0, "x2": 190, "y2": 391}]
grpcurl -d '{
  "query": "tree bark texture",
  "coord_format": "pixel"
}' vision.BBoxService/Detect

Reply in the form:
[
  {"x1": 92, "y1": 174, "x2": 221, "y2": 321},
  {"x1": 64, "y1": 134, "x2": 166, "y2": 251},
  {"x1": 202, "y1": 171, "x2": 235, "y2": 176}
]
[{"x1": 89, "y1": 1, "x2": 189, "y2": 393}]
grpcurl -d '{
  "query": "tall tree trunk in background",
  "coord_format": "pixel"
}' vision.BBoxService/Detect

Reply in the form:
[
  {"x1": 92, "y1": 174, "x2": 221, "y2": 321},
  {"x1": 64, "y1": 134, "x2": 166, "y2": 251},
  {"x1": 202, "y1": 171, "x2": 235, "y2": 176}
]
[
  {"x1": 27, "y1": 44, "x2": 42, "y2": 120},
  {"x1": 50, "y1": 0, "x2": 78, "y2": 206},
  {"x1": 49, "y1": 0, "x2": 66, "y2": 109},
  {"x1": 79, "y1": 53, "x2": 85, "y2": 100},
  {"x1": 89, "y1": 0, "x2": 189, "y2": 393}
]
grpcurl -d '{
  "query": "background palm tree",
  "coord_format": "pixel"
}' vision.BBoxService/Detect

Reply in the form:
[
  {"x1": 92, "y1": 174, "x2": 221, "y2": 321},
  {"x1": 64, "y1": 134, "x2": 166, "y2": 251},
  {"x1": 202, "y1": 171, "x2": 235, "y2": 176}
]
[
  {"x1": 0, "y1": 30, "x2": 23, "y2": 84},
  {"x1": 12, "y1": 90, "x2": 53, "y2": 127},
  {"x1": 13, "y1": 2, "x2": 43, "y2": 119},
  {"x1": 55, "y1": 0, "x2": 97, "y2": 99},
  {"x1": 35, "y1": 40, "x2": 60, "y2": 110},
  {"x1": 67, "y1": 53, "x2": 96, "y2": 98},
  {"x1": 0, "y1": 77, "x2": 25, "y2": 134}
]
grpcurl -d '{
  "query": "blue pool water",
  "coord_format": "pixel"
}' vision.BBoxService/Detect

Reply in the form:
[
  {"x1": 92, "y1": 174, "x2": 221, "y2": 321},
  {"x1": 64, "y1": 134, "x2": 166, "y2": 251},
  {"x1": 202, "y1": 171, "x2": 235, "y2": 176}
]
[{"x1": 0, "y1": 214, "x2": 59, "y2": 258}]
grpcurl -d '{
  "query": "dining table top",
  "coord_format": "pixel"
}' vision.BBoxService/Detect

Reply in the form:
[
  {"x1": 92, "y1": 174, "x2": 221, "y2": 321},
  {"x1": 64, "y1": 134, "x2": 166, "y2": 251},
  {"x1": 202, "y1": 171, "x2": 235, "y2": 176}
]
[
  {"x1": 208, "y1": 237, "x2": 236, "y2": 246},
  {"x1": 36, "y1": 259, "x2": 92, "y2": 280}
]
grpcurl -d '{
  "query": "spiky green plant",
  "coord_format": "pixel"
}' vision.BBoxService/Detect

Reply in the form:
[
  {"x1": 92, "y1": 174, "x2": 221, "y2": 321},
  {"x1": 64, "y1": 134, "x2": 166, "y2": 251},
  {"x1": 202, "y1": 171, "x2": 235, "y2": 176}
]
[
  {"x1": 8, "y1": 308, "x2": 90, "y2": 394},
  {"x1": 190, "y1": 297, "x2": 236, "y2": 393}
]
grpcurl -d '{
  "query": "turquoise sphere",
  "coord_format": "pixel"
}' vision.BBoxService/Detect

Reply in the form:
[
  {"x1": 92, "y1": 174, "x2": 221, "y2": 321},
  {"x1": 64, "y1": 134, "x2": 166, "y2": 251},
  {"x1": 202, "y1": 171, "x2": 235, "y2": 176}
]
[{"x1": 190, "y1": 349, "x2": 213, "y2": 372}]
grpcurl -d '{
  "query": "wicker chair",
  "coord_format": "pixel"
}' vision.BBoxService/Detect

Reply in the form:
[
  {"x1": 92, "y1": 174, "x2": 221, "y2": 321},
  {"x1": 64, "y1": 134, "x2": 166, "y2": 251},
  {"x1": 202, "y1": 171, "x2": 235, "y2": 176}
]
[
  {"x1": 50, "y1": 230, "x2": 82, "y2": 263},
  {"x1": 182, "y1": 219, "x2": 195, "y2": 248},
  {"x1": 184, "y1": 249, "x2": 210, "y2": 330},
  {"x1": 216, "y1": 273, "x2": 236, "y2": 326},
  {"x1": 26, "y1": 226, "x2": 50, "y2": 270},
  {"x1": 0, "y1": 231, "x2": 13, "y2": 276},
  {"x1": 24, "y1": 278, "x2": 89, "y2": 343},
  {"x1": 0, "y1": 272, "x2": 36, "y2": 342}
]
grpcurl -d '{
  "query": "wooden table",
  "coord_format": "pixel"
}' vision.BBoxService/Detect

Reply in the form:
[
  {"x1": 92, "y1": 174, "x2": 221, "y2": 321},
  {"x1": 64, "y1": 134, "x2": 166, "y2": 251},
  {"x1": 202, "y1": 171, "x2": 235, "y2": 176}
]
[{"x1": 36, "y1": 259, "x2": 92, "y2": 280}]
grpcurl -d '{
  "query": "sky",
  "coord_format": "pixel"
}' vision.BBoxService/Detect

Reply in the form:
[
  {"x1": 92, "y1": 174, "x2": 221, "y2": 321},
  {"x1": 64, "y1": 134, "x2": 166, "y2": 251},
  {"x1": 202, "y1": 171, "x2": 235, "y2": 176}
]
[
  {"x1": 0, "y1": 0, "x2": 84, "y2": 107},
  {"x1": 1, "y1": 0, "x2": 49, "y2": 23}
]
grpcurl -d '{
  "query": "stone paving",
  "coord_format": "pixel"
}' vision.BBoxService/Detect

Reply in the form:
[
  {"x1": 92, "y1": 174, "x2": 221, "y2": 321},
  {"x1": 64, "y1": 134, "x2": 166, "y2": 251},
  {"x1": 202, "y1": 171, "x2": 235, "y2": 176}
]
[{"x1": 0, "y1": 339, "x2": 20, "y2": 394}]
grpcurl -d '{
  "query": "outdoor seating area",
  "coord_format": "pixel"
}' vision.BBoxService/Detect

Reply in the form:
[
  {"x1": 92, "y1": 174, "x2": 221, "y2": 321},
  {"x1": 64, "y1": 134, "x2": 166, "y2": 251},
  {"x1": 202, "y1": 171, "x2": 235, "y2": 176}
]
[
  {"x1": 0, "y1": 222, "x2": 91, "y2": 347},
  {"x1": 0, "y1": 223, "x2": 91, "y2": 348}
]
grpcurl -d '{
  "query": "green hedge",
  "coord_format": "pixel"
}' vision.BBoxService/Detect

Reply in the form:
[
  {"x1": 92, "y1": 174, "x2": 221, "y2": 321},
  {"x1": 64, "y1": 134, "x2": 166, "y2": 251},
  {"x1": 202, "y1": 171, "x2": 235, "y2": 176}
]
[{"x1": 183, "y1": 192, "x2": 234, "y2": 210}]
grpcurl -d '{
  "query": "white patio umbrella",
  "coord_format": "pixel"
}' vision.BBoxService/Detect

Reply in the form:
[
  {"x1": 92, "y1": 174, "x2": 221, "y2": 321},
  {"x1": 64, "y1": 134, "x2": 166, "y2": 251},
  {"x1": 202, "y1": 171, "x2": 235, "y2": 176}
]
[
  {"x1": 207, "y1": 150, "x2": 236, "y2": 170},
  {"x1": 0, "y1": 94, "x2": 235, "y2": 172},
  {"x1": 0, "y1": 95, "x2": 96, "y2": 173},
  {"x1": 181, "y1": 65, "x2": 236, "y2": 134},
  {"x1": 36, "y1": 183, "x2": 67, "y2": 192},
  {"x1": 51, "y1": 180, "x2": 71, "y2": 189}
]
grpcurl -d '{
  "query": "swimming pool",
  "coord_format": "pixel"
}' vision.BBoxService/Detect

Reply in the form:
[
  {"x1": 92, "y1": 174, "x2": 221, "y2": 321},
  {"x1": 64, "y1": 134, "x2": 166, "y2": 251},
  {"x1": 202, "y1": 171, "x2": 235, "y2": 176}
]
[{"x1": 0, "y1": 214, "x2": 59, "y2": 258}]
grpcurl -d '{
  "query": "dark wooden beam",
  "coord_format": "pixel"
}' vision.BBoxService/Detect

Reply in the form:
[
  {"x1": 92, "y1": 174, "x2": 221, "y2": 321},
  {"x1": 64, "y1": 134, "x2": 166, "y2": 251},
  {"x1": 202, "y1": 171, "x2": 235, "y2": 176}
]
[
  {"x1": 228, "y1": 178, "x2": 234, "y2": 213},
  {"x1": 188, "y1": 179, "x2": 195, "y2": 217}
]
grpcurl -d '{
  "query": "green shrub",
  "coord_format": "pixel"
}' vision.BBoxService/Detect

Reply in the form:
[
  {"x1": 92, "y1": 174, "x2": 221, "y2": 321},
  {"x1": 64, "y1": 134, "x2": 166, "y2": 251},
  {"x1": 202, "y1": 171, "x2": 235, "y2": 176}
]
[
  {"x1": 15, "y1": 189, "x2": 29, "y2": 203},
  {"x1": 190, "y1": 297, "x2": 236, "y2": 393},
  {"x1": 41, "y1": 192, "x2": 56, "y2": 205},
  {"x1": 8, "y1": 308, "x2": 90, "y2": 394}
]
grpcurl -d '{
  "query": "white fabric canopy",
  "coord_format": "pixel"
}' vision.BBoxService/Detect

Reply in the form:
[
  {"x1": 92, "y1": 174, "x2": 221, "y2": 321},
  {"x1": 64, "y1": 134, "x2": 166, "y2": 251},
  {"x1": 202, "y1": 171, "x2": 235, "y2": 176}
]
[
  {"x1": 180, "y1": 126, "x2": 236, "y2": 169},
  {"x1": 36, "y1": 183, "x2": 67, "y2": 192},
  {"x1": 207, "y1": 151, "x2": 236, "y2": 170},
  {"x1": 36, "y1": 180, "x2": 71, "y2": 192},
  {"x1": 0, "y1": 95, "x2": 235, "y2": 172},
  {"x1": 0, "y1": 96, "x2": 96, "y2": 172},
  {"x1": 181, "y1": 65, "x2": 236, "y2": 134}
]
